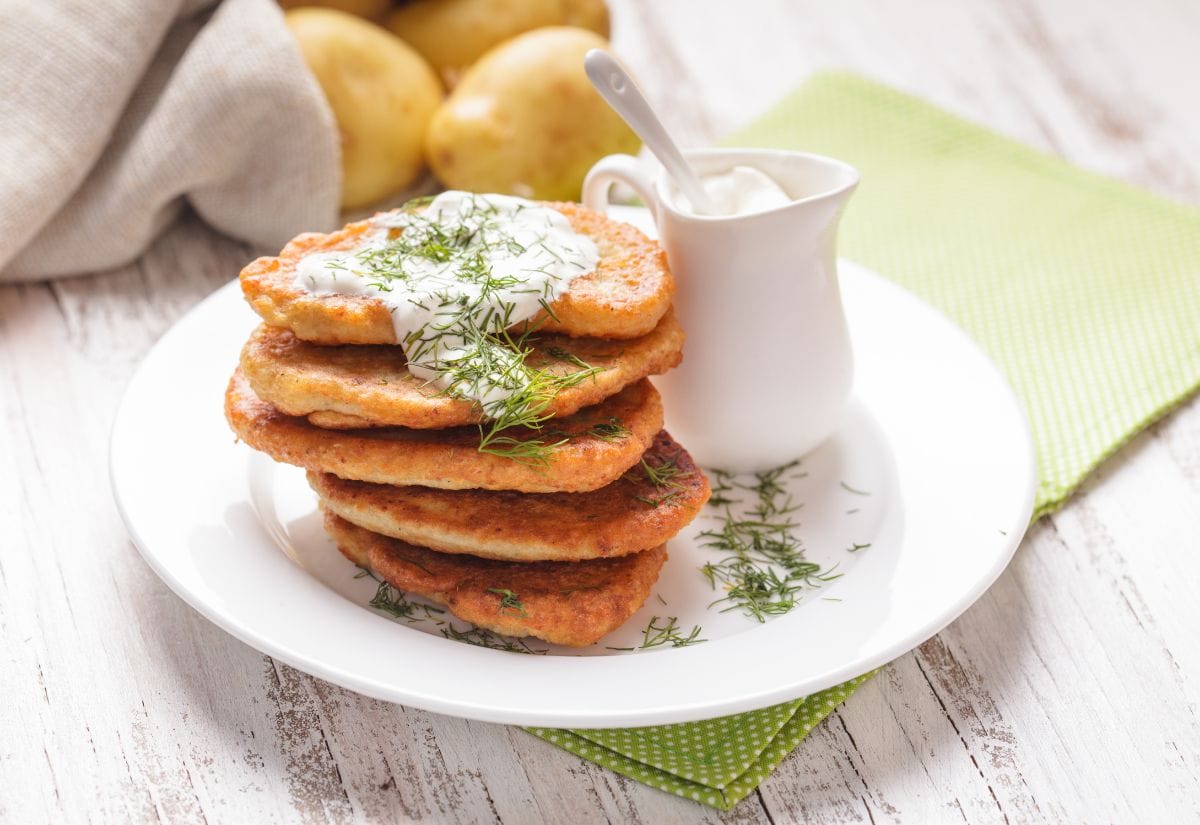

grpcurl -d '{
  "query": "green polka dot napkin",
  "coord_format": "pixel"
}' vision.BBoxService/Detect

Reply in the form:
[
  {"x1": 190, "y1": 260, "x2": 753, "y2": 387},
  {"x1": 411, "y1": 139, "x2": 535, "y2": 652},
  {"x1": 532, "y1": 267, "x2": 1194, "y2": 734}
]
[
  {"x1": 528, "y1": 71, "x2": 1200, "y2": 810},
  {"x1": 528, "y1": 674, "x2": 876, "y2": 808}
]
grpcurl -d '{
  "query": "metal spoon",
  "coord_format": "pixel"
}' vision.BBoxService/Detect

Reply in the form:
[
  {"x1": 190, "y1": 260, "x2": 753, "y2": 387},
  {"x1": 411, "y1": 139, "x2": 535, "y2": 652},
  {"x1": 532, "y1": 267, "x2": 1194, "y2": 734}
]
[{"x1": 583, "y1": 49, "x2": 718, "y2": 215}]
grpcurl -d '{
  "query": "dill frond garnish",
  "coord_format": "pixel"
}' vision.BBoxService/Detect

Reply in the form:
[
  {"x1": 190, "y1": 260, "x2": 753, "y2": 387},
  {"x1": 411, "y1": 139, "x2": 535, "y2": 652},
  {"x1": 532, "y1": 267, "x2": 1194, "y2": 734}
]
[
  {"x1": 354, "y1": 567, "x2": 543, "y2": 652},
  {"x1": 486, "y1": 588, "x2": 528, "y2": 617},
  {"x1": 558, "y1": 584, "x2": 602, "y2": 595},
  {"x1": 401, "y1": 194, "x2": 436, "y2": 210},
  {"x1": 440, "y1": 624, "x2": 547, "y2": 654},
  {"x1": 699, "y1": 461, "x2": 841, "y2": 621},
  {"x1": 540, "y1": 415, "x2": 629, "y2": 445},
  {"x1": 633, "y1": 453, "x2": 692, "y2": 508},
  {"x1": 634, "y1": 492, "x2": 685, "y2": 508},
  {"x1": 606, "y1": 616, "x2": 706, "y2": 651},
  {"x1": 472, "y1": 349, "x2": 603, "y2": 464},
  {"x1": 839, "y1": 481, "x2": 871, "y2": 496},
  {"x1": 640, "y1": 454, "x2": 686, "y2": 487},
  {"x1": 587, "y1": 417, "x2": 630, "y2": 442},
  {"x1": 706, "y1": 470, "x2": 738, "y2": 507},
  {"x1": 362, "y1": 575, "x2": 446, "y2": 624},
  {"x1": 312, "y1": 193, "x2": 604, "y2": 466},
  {"x1": 545, "y1": 345, "x2": 593, "y2": 371}
]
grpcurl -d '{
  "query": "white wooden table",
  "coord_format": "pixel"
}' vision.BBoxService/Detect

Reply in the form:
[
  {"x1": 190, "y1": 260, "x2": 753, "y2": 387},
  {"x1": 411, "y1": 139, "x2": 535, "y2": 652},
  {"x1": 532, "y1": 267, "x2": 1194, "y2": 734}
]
[{"x1": 4, "y1": 1, "x2": 1199, "y2": 821}]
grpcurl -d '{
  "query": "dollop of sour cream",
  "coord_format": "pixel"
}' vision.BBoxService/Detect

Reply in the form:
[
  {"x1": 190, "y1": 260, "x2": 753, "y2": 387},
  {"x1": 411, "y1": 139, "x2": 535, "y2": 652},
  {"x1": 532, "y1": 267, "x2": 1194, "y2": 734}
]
[
  {"x1": 294, "y1": 191, "x2": 598, "y2": 414},
  {"x1": 674, "y1": 165, "x2": 792, "y2": 217}
]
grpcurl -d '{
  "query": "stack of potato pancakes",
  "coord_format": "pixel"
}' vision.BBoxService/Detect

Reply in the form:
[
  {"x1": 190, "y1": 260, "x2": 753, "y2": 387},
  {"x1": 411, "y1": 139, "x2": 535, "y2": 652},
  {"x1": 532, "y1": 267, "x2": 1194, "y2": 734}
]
[{"x1": 225, "y1": 199, "x2": 710, "y2": 647}]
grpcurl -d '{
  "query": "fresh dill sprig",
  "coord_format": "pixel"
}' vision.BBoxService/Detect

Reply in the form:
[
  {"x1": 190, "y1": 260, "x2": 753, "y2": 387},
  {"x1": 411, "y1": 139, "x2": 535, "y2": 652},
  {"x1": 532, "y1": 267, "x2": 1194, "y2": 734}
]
[
  {"x1": 635, "y1": 491, "x2": 685, "y2": 508},
  {"x1": 401, "y1": 194, "x2": 436, "y2": 210},
  {"x1": 633, "y1": 453, "x2": 691, "y2": 508},
  {"x1": 606, "y1": 616, "x2": 706, "y2": 651},
  {"x1": 839, "y1": 480, "x2": 871, "y2": 496},
  {"x1": 587, "y1": 417, "x2": 630, "y2": 442},
  {"x1": 365, "y1": 577, "x2": 446, "y2": 624},
  {"x1": 640, "y1": 616, "x2": 705, "y2": 648},
  {"x1": 473, "y1": 348, "x2": 603, "y2": 464},
  {"x1": 559, "y1": 584, "x2": 602, "y2": 595},
  {"x1": 545, "y1": 345, "x2": 593, "y2": 371},
  {"x1": 323, "y1": 193, "x2": 603, "y2": 466},
  {"x1": 706, "y1": 470, "x2": 739, "y2": 507},
  {"x1": 540, "y1": 415, "x2": 629, "y2": 445},
  {"x1": 641, "y1": 454, "x2": 687, "y2": 487},
  {"x1": 440, "y1": 624, "x2": 547, "y2": 654},
  {"x1": 752, "y1": 460, "x2": 803, "y2": 499},
  {"x1": 699, "y1": 461, "x2": 841, "y2": 622},
  {"x1": 487, "y1": 588, "x2": 528, "y2": 617}
]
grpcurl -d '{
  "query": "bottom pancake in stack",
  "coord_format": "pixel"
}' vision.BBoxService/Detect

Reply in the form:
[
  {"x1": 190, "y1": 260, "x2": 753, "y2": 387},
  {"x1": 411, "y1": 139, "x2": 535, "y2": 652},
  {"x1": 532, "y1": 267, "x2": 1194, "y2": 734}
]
[{"x1": 326, "y1": 514, "x2": 668, "y2": 648}]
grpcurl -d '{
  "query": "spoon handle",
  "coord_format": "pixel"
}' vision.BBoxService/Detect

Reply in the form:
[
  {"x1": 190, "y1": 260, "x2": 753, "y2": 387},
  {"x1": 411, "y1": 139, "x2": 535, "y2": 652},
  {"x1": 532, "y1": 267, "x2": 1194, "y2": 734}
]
[{"x1": 584, "y1": 49, "x2": 717, "y2": 215}]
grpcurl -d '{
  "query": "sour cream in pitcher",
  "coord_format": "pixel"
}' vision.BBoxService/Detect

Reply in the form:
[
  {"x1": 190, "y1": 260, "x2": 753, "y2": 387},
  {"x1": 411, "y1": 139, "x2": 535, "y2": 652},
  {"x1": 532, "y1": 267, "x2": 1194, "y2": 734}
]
[{"x1": 669, "y1": 165, "x2": 793, "y2": 216}]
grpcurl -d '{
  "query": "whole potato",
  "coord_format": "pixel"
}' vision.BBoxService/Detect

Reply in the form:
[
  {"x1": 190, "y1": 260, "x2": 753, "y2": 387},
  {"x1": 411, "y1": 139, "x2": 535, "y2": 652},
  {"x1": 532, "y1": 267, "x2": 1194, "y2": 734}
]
[
  {"x1": 278, "y1": 0, "x2": 393, "y2": 22},
  {"x1": 560, "y1": 0, "x2": 609, "y2": 36},
  {"x1": 425, "y1": 27, "x2": 640, "y2": 201},
  {"x1": 287, "y1": 8, "x2": 443, "y2": 210},
  {"x1": 387, "y1": 0, "x2": 609, "y2": 87}
]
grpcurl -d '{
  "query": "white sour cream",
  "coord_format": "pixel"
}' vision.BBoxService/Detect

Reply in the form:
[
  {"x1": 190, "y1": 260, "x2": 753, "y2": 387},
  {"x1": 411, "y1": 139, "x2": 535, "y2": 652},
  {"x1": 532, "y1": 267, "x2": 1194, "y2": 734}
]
[
  {"x1": 294, "y1": 191, "x2": 598, "y2": 414},
  {"x1": 673, "y1": 165, "x2": 792, "y2": 216}
]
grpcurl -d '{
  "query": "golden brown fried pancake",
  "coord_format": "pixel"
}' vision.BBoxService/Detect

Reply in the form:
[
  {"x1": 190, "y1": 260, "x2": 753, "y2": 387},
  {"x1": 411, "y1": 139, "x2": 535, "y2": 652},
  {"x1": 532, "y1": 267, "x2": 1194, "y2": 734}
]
[
  {"x1": 240, "y1": 310, "x2": 683, "y2": 430},
  {"x1": 240, "y1": 201, "x2": 673, "y2": 345},
  {"x1": 310, "y1": 431, "x2": 710, "y2": 562},
  {"x1": 225, "y1": 371, "x2": 662, "y2": 492},
  {"x1": 327, "y1": 511, "x2": 666, "y2": 647}
]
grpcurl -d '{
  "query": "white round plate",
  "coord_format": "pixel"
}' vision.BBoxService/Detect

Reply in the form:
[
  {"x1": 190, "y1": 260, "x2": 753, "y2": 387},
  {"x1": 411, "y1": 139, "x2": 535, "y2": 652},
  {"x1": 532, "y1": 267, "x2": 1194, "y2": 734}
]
[{"x1": 111, "y1": 207, "x2": 1035, "y2": 728}]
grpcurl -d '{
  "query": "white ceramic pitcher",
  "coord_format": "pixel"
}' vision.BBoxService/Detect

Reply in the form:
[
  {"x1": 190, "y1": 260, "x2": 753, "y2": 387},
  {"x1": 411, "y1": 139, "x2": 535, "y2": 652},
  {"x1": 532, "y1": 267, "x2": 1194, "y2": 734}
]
[{"x1": 583, "y1": 148, "x2": 859, "y2": 471}]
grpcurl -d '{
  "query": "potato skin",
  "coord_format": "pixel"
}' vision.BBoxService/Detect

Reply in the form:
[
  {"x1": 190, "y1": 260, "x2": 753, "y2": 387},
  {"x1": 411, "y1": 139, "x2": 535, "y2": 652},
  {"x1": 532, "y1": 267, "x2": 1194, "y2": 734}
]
[
  {"x1": 560, "y1": 0, "x2": 610, "y2": 35},
  {"x1": 286, "y1": 8, "x2": 444, "y2": 210},
  {"x1": 424, "y1": 27, "x2": 640, "y2": 201},
  {"x1": 387, "y1": 0, "x2": 610, "y2": 87},
  {"x1": 387, "y1": 0, "x2": 560, "y2": 87}
]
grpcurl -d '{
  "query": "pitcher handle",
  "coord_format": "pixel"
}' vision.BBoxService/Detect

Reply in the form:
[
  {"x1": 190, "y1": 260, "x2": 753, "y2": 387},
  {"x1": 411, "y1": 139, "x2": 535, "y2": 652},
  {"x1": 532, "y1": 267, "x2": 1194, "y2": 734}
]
[{"x1": 582, "y1": 154, "x2": 660, "y2": 221}]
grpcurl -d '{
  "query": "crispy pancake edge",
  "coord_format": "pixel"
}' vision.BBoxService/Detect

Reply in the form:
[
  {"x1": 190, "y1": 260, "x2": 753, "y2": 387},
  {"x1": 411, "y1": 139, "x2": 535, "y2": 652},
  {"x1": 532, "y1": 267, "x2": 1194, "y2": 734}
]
[{"x1": 327, "y1": 511, "x2": 667, "y2": 647}]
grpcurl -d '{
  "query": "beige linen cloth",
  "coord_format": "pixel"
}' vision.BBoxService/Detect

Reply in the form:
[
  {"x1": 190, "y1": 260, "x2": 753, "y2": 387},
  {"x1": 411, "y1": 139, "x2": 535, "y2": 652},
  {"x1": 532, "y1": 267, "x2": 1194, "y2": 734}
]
[{"x1": 0, "y1": 0, "x2": 341, "y2": 281}]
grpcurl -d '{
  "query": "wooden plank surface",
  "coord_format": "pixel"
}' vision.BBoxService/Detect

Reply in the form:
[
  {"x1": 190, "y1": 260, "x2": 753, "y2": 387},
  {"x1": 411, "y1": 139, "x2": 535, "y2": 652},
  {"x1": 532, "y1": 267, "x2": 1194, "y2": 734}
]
[{"x1": 3, "y1": 1, "x2": 1199, "y2": 822}]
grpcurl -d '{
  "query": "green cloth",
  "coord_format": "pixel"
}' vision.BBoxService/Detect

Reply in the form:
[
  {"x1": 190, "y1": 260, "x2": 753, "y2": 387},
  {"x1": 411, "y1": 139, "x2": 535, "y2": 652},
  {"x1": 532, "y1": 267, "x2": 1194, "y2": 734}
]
[{"x1": 528, "y1": 71, "x2": 1200, "y2": 810}]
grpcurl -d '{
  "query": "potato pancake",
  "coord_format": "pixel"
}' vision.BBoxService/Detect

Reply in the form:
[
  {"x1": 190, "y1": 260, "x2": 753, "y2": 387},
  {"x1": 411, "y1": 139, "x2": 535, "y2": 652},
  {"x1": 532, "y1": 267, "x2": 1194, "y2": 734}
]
[
  {"x1": 225, "y1": 371, "x2": 662, "y2": 492},
  {"x1": 240, "y1": 201, "x2": 672, "y2": 345},
  {"x1": 328, "y1": 511, "x2": 666, "y2": 647},
  {"x1": 239, "y1": 310, "x2": 682, "y2": 429}
]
